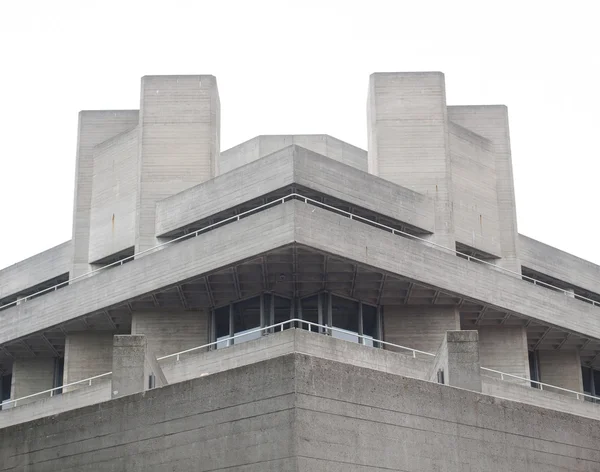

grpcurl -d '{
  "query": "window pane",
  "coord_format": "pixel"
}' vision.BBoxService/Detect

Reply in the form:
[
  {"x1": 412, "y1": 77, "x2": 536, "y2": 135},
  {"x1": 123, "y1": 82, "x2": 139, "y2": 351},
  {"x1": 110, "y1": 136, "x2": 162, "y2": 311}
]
[
  {"x1": 273, "y1": 296, "x2": 292, "y2": 330},
  {"x1": 234, "y1": 297, "x2": 261, "y2": 344},
  {"x1": 362, "y1": 304, "x2": 377, "y2": 347},
  {"x1": 215, "y1": 305, "x2": 230, "y2": 348},
  {"x1": 301, "y1": 295, "x2": 319, "y2": 332},
  {"x1": 332, "y1": 296, "x2": 359, "y2": 343},
  {"x1": 594, "y1": 369, "x2": 600, "y2": 397},
  {"x1": 582, "y1": 366, "x2": 592, "y2": 394}
]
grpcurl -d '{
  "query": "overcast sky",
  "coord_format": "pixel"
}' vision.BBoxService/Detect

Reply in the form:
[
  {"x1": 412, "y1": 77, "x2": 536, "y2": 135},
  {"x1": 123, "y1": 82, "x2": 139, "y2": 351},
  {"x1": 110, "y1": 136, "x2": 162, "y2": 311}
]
[{"x1": 1, "y1": 0, "x2": 599, "y2": 270}]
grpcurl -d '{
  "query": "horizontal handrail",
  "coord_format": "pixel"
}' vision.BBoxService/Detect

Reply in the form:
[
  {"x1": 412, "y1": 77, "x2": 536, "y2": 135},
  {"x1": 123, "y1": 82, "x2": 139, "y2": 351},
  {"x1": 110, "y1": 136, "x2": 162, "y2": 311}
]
[
  {"x1": 0, "y1": 371, "x2": 111, "y2": 408},
  {"x1": 3, "y1": 320, "x2": 600, "y2": 410},
  {"x1": 2, "y1": 192, "x2": 599, "y2": 313},
  {"x1": 480, "y1": 367, "x2": 598, "y2": 402}
]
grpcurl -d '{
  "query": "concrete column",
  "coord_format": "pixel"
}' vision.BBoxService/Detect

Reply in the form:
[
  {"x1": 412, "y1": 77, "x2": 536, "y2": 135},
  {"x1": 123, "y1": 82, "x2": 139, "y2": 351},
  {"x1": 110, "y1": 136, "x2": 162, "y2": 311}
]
[
  {"x1": 538, "y1": 350, "x2": 583, "y2": 394},
  {"x1": 478, "y1": 325, "x2": 530, "y2": 381},
  {"x1": 135, "y1": 75, "x2": 220, "y2": 252},
  {"x1": 429, "y1": 330, "x2": 481, "y2": 392},
  {"x1": 447, "y1": 106, "x2": 521, "y2": 272},
  {"x1": 368, "y1": 72, "x2": 455, "y2": 248},
  {"x1": 63, "y1": 332, "x2": 113, "y2": 392},
  {"x1": 131, "y1": 310, "x2": 209, "y2": 358},
  {"x1": 71, "y1": 110, "x2": 139, "y2": 278},
  {"x1": 10, "y1": 358, "x2": 55, "y2": 405},
  {"x1": 112, "y1": 335, "x2": 147, "y2": 399},
  {"x1": 383, "y1": 305, "x2": 460, "y2": 358}
]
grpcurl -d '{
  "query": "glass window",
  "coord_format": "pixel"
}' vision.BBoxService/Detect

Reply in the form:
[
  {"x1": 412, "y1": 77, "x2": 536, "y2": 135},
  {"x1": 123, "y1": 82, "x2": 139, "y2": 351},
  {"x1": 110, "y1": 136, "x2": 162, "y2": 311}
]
[
  {"x1": 331, "y1": 296, "x2": 359, "y2": 343},
  {"x1": 582, "y1": 366, "x2": 592, "y2": 394},
  {"x1": 215, "y1": 305, "x2": 230, "y2": 348},
  {"x1": 362, "y1": 304, "x2": 377, "y2": 347},
  {"x1": 273, "y1": 296, "x2": 292, "y2": 330},
  {"x1": 301, "y1": 295, "x2": 319, "y2": 332},
  {"x1": 593, "y1": 369, "x2": 600, "y2": 398},
  {"x1": 233, "y1": 298, "x2": 261, "y2": 344}
]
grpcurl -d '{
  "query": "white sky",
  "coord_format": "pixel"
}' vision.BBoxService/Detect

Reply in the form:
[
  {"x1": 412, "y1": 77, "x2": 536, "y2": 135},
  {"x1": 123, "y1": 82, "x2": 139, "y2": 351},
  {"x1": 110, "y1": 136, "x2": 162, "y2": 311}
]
[{"x1": 1, "y1": 0, "x2": 599, "y2": 270}]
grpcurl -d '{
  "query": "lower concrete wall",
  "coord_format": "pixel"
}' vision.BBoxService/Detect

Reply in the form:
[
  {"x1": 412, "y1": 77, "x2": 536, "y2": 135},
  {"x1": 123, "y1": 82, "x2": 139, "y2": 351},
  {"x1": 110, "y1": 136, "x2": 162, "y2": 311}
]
[
  {"x1": 538, "y1": 349, "x2": 583, "y2": 393},
  {"x1": 478, "y1": 325, "x2": 530, "y2": 380},
  {"x1": 293, "y1": 354, "x2": 600, "y2": 471},
  {"x1": 131, "y1": 310, "x2": 209, "y2": 358},
  {"x1": 9, "y1": 358, "x2": 55, "y2": 405},
  {"x1": 482, "y1": 376, "x2": 600, "y2": 420},
  {"x1": 3, "y1": 354, "x2": 597, "y2": 471},
  {"x1": 63, "y1": 332, "x2": 113, "y2": 392},
  {"x1": 383, "y1": 305, "x2": 459, "y2": 358}
]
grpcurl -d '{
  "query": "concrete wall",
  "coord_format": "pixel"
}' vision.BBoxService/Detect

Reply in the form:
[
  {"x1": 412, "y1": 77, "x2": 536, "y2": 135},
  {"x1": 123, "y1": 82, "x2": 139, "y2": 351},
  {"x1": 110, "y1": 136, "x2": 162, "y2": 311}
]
[
  {"x1": 131, "y1": 310, "x2": 209, "y2": 358},
  {"x1": 448, "y1": 106, "x2": 520, "y2": 271},
  {"x1": 368, "y1": 72, "x2": 454, "y2": 248},
  {"x1": 449, "y1": 122, "x2": 501, "y2": 257},
  {"x1": 429, "y1": 330, "x2": 481, "y2": 392},
  {"x1": 4, "y1": 353, "x2": 599, "y2": 471},
  {"x1": 538, "y1": 349, "x2": 583, "y2": 393},
  {"x1": 156, "y1": 144, "x2": 435, "y2": 238},
  {"x1": 478, "y1": 325, "x2": 530, "y2": 380},
  {"x1": 520, "y1": 234, "x2": 600, "y2": 295},
  {"x1": 71, "y1": 110, "x2": 139, "y2": 278},
  {"x1": 136, "y1": 75, "x2": 220, "y2": 252},
  {"x1": 88, "y1": 127, "x2": 138, "y2": 263},
  {"x1": 63, "y1": 332, "x2": 113, "y2": 391},
  {"x1": 219, "y1": 134, "x2": 368, "y2": 174},
  {"x1": 383, "y1": 305, "x2": 460, "y2": 357},
  {"x1": 0, "y1": 241, "x2": 71, "y2": 302},
  {"x1": 9, "y1": 358, "x2": 55, "y2": 405}
]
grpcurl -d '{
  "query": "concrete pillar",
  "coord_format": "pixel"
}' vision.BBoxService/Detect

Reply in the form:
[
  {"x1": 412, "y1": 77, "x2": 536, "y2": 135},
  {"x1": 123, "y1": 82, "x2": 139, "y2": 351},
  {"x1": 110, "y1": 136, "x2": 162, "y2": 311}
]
[
  {"x1": 447, "y1": 106, "x2": 521, "y2": 272},
  {"x1": 111, "y1": 335, "x2": 147, "y2": 399},
  {"x1": 478, "y1": 325, "x2": 530, "y2": 381},
  {"x1": 63, "y1": 332, "x2": 113, "y2": 392},
  {"x1": 368, "y1": 72, "x2": 455, "y2": 248},
  {"x1": 131, "y1": 310, "x2": 209, "y2": 358},
  {"x1": 538, "y1": 350, "x2": 583, "y2": 394},
  {"x1": 429, "y1": 330, "x2": 481, "y2": 392},
  {"x1": 135, "y1": 75, "x2": 220, "y2": 252},
  {"x1": 10, "y1": 358, "x2": 55, "y2": 405},
  {"x1": 383, "y1": 306, "x2": 460, "y2": 358},
  {"x1": 71, "y1": 110, "x2": 140, "y2": 278}
]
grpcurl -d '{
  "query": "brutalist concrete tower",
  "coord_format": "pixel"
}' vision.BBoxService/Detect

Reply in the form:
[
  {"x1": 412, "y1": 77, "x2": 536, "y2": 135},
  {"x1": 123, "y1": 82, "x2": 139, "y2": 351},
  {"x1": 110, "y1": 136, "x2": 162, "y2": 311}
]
[{"x1": 1, "y1": 72, "x2": 599, "y2": 471}]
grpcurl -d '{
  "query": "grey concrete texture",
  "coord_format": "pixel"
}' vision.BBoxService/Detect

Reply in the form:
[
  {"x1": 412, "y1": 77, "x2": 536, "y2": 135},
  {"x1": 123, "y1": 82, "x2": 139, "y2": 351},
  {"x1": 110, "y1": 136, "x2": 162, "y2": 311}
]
[
  {"x1": 477, "y1": 325, "x2": 530, "y2": 380},
  {"x1": 88, "y1": 127, "x2": 138, "y2": 263},
  {"x1": 520, "y1": 233, "x2": 600, "y2": 296},
  {"x1": 71, "y1": 110, "x2": 140, "y2": 278},
  {"x1": 368, "y1": 72, "x2": 455, "y2": 249},
  {"x1": 448, "y1": 105, "x2": 521, "y2": 272},
  {"x1": 2, "y1": 353, "x2": 599, "y2": 471},
  {"x1": 63, "y1": 331, "x2": 113, "y2": 392},
  {"x1": 538, "y1": 349, "x2": 584, "y2": 393},
  {"x1": 219, "y1": 134, "x2": 368, "y2": 174},
  {"x1": 155, "y1": 143, "x2": 435, "y2": 237},
  {"x1": 429, "y1": 330, "x2": 482, "y2": 392},
  {"x1": 0, "y1": 240, "x2": 71, "y2": 301},
  {"x1": 9, "y1": 358, "x2": 55, "y2": 405},
  {"x1": 136, "y1": 75, "x2": 220, "y2": 253},
  {"x1": 112, "y1": 334, "x2": 147, "y2": 399},
  {"x1": 3, "y1": 200, "x2": 600, "y2": 356}
]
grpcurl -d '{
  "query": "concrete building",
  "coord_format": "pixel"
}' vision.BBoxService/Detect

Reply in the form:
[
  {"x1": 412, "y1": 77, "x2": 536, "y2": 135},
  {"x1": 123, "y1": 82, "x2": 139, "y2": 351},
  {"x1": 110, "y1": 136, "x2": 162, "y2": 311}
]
[{"x1": 1, "y1": 72, "x2": 600, "y2": 471}]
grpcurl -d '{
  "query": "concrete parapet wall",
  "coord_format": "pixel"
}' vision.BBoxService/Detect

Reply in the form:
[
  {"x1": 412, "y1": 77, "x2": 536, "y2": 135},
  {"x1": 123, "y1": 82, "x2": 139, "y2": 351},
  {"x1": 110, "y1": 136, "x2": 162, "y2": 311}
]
[
  {"x1": 0, "y1": 241, "x2": 71, "y2": 302},
  {"x1": 538, "y1": 349, "x2": 583, "y2": 393},
  {"x1": 9, "y1": 358, "x2": 55, "y2": 405},
  {"x1": 478, "y1": 325, "x2": 530, "y2": 380},
  {"x1": 429, "y1": 330, "x2": 481, "y2": 392},
  {"x1": 63, "y1": 332, "x2": 113, "y2": 392}
]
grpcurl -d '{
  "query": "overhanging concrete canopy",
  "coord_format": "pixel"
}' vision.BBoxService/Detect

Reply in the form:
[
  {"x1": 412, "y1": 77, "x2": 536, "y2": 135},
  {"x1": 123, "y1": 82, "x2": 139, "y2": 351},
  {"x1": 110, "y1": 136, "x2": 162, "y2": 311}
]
[{"x1": 2, "y1": 200, "x2": 600, "y2": 373}]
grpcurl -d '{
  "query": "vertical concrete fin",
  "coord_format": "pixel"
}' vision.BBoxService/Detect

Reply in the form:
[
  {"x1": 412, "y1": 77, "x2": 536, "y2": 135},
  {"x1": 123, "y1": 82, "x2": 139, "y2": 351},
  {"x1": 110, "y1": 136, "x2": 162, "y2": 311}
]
[
  {"x1": 135, "y1": 75, "x2": 220, "y2": 252},
  {"x1": 367, "y1": 72, "x2": 455, "y2": 248},
  {"x1": 111, "y1": 335, "x2": 147, "y2": 399},
  {"x1": 71, "y1": 110, "x2": 139, "y2": 278},
  {"x1": 429, "y1": 330, "x2": 481, "y2": 392},
  {"x1": 448, "y1": 105, "x2": 521, "y2": 271}
]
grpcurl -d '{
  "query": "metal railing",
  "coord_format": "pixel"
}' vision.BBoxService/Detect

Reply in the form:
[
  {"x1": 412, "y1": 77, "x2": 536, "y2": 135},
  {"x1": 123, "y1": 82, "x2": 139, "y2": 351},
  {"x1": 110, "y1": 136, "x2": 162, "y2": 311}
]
[
  {"x1": 0, "y1": 372, "x2": 111, "y2": 408},
  {"x1": 2, "y1": 191, "x2": 599, "y2": 312},
  {"x1": 480, "y1": 367, "x2": 599, "y2": 402},
  {"x1": 3, "y1": 320, "x2": 599, "y2": 410}
]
